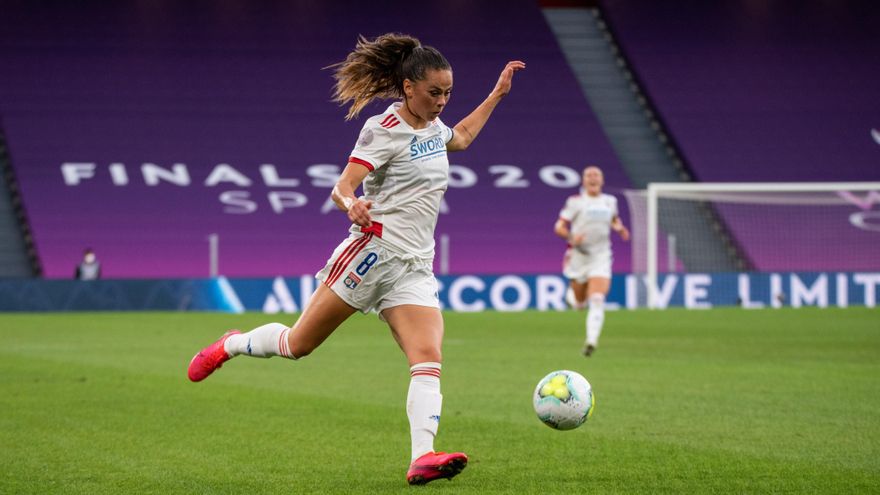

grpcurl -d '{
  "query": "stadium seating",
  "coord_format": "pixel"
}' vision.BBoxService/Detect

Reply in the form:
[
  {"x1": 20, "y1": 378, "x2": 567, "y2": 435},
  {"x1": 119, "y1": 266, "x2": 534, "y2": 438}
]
[
  {"x1": 0, "y1": 0, "x2": 630, "y2": 278},
  {"x1": 601, "y1": 0, "x2": 878, "y2": 183},
  {"x1": 602, "y1": 1, "x2": 879, "y2": 271},
  {"x1": 2, "y1": 1, "x2": 876, "y2": 277}
]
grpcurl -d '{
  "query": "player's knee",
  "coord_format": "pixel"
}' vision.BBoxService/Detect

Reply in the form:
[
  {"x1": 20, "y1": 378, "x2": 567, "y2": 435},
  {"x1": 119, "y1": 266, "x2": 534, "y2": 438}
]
[
  {"x1": 588, "y1": 293, "x2": 605, "y2": 310},
  {"x1": 409, "y1": 345, "x2": 441, "y2": 364}
]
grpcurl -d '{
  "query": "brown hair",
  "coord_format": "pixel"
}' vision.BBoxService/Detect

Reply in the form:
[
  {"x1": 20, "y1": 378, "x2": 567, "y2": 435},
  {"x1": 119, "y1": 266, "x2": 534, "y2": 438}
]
[{"x1": 328, "y1": 33, "x2": 451, "y2": 120}]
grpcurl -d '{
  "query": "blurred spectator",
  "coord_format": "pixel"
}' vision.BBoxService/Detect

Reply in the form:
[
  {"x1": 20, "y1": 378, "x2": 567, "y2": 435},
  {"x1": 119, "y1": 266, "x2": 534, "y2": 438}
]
[{"x1": 75, "y1": 248, "x2": 101, "y2": 280}]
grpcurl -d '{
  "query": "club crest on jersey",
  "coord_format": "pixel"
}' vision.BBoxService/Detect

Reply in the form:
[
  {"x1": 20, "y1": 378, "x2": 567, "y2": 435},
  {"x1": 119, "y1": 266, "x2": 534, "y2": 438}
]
[
  {"x1": 409, "y1": 135, "x2": 446, "y2": 161},
  {"x1": 357, "y1": 128, "x2": 374, "y2": 147},
  {"x1": 343, "y1": 272, "x2": 362, "y2": 289}
]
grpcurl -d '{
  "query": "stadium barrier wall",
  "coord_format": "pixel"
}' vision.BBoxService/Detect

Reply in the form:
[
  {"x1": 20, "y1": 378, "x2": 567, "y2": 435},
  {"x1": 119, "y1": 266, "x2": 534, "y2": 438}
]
[{"x1": 1, "y1": 272, "x2": 878, "y2": 312}]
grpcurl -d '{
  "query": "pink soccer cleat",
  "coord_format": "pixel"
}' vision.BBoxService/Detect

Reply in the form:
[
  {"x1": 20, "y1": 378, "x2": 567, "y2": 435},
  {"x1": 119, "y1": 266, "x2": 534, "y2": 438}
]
[
  {"x1": 187, "y1": 330, "x2": 240, "y2": 382},
  {"x1": 406, "y1": 451, "x2": 468, "y2": 485}
]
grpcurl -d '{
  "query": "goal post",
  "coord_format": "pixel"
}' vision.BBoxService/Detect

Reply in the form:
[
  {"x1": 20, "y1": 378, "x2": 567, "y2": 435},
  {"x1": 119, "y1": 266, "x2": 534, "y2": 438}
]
[{"x1": 625, "y1": 182, "x2": 880, "y2": 309}]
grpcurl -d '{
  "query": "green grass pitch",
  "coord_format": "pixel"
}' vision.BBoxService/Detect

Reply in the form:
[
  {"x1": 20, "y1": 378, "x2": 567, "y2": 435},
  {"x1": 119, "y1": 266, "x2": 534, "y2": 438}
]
[{"x1": 1, "y1": 308, "x2": 878, "y2": 494}]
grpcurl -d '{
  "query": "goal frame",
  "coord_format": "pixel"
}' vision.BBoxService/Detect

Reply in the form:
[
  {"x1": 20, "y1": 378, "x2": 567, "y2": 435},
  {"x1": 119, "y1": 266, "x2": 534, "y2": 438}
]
[{"x1": 645, "y1": 181, "x2": 880, "y2": 308}]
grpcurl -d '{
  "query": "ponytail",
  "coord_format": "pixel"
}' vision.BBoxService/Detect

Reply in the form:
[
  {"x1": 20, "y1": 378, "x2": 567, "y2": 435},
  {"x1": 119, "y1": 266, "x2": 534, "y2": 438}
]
[{"x1": 328, "y1": 33, "x2": 450, "y2": 120}]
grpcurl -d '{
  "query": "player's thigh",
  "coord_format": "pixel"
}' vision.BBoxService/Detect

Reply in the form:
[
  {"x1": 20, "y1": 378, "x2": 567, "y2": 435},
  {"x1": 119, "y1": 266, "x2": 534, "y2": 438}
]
[
  {"x1": 381, "y1": 305, "x2": 444, "y2": 366},
  {"x1": 569, "y1": 279, "x2": 589, "y2": 301},
  {"x1": 288, "y1": 283, "x2": 358, "y2": 357},
  {"x1": 586, "y1": 277, "x2": 611, "y2": 296}
]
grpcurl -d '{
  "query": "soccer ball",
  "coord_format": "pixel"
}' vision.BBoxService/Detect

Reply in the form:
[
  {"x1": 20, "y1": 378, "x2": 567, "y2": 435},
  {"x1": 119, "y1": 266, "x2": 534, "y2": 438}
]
[{"x1": 533, "y1": 370, "x2": 594, "y2": 430}]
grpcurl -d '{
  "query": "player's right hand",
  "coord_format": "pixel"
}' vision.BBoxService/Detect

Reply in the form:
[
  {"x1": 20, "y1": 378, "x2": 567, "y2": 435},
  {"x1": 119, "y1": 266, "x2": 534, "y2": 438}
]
[{"x1": 347, "y1": 199, "x2": 373, "y2": 228}]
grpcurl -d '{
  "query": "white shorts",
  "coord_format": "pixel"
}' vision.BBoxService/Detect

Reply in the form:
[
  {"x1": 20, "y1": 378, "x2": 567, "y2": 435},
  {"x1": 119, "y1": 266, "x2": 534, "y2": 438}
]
[
  {"x1": 563, "y1": 247, "x2": 612, "y2": 283},
  {"x1": 316, "y1": 233, "x2": 440, "y2": 315}
]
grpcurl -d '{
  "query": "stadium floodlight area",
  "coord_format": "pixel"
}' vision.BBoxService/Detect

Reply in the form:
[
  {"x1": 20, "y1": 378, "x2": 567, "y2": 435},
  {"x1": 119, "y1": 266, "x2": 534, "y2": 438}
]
[{"x1": 624, "y1": 182, "x2": 880, "y2": 309}]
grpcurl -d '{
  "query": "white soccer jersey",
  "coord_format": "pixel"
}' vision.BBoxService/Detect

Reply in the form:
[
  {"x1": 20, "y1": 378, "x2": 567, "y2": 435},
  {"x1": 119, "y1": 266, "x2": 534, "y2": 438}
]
[
  {"x1": 348, "y1": 103, "x2": 454, "y2": 260},
  {"x1": 559, "y1": 192, "x2": 618, "y2": 254}
]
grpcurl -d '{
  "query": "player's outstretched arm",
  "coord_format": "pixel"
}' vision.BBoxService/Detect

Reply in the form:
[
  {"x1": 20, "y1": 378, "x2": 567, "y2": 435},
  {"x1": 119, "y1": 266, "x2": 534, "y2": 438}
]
[{"x1": 447, "y1": 60, "x2": 525, "y2": 152}]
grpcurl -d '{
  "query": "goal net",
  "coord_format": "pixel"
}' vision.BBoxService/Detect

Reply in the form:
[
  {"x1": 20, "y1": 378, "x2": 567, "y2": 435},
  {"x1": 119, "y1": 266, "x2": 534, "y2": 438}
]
[{"x1": 624, "y1": 182, "x2": 880, "y2": 308}]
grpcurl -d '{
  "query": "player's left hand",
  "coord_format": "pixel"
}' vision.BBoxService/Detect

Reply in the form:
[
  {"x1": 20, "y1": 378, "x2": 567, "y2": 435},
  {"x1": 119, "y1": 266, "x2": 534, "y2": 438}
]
[
  {"x1": 619, "y1": 226, "x2": 630, "y2": 242},
  {"x1": 491, "y1": 61, "x2": 526, "y2": 98}
]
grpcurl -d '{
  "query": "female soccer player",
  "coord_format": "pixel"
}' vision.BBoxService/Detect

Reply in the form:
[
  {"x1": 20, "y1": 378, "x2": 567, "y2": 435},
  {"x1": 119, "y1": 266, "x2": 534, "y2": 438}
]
[
  {"x1": 554, "y1": 165, "x2": 629, "y2": 357},
  {"x1": 187, "y1": 33, "x2": 524, "y2": 485}
]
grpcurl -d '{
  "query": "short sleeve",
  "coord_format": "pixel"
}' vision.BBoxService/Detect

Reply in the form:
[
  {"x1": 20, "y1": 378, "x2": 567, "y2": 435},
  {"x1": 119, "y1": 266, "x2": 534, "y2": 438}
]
[
  {"x1": 349, "y1": 120, "x2": 394, "y2": 171},
  {"x1": 610, "y1": 196, "x2": 619, "y2": 217},
  {"x1": 436, "y1": 118, "x2": 454, "y2": 144},
  {"x1": 559, "y1": 196, "x2": 578, "y2": 222}
]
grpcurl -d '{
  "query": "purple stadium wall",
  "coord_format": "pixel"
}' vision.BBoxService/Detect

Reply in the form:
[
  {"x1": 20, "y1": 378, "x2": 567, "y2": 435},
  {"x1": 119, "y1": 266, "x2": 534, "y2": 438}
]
[
  {"x1": 0, "y1": 0, "x2": 630, "y2": 278},
  {"x1": 603, "y1": 0, "x2": 880, "y2": 271}
]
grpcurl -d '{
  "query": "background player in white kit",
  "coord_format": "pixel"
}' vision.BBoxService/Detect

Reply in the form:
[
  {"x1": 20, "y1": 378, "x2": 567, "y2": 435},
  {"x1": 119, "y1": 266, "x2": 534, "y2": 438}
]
[
  {"x1": 186, "y1": 33, "x2": 524, "y2": 485},
  {"x1": 554, "y1": 166, "x2": 630, "y2": 357}
]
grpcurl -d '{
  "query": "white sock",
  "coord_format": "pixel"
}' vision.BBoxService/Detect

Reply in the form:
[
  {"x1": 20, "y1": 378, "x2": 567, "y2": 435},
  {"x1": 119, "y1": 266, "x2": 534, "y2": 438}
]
[
  {"x1": 407, "y1": 362, "x2": 442, "y2": 462},
  {"x1": 223, "y1": 322, "x2": 295, "y2": 359},
  {"x1": 586, "y1": 294, "x2": 605, "y2": 346}
]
